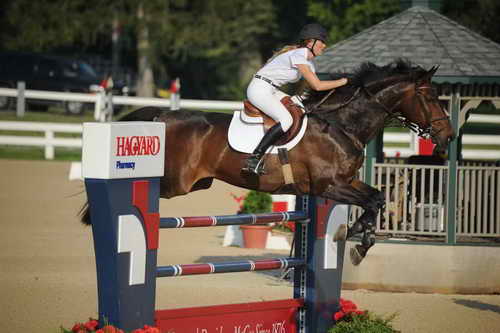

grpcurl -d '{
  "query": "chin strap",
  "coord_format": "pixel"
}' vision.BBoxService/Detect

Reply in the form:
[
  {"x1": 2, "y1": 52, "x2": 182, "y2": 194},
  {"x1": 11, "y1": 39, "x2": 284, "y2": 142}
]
[{"x1": 307, "y1": 39, "x2": 318, "y2": 57}]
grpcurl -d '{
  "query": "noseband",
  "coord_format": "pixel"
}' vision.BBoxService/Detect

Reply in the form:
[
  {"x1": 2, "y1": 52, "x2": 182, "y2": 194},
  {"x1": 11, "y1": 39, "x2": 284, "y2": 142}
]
[{"x1": 414, "y1": 86, "x2": 449, "y2": 138}]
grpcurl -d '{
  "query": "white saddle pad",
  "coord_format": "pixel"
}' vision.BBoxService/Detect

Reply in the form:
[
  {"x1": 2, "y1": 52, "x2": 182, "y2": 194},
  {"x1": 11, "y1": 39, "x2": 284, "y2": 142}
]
[{"x1": 227, "y1": 110, "x2": 308, "y2": 154}]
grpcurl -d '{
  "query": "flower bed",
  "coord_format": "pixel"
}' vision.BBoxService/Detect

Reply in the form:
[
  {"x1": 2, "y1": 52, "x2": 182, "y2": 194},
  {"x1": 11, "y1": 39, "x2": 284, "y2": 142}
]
[
  {"x1": 61, "y1": 319, "x2": 160, "y2": 333},
  {"x1": 329, "y1": 298, "x2": 399, "y2": 333}
]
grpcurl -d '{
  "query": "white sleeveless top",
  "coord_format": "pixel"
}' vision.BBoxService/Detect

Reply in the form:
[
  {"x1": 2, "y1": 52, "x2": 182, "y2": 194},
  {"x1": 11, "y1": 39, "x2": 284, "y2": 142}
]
[{"x1": 255, "y1": 48, "x2": 315, "y2": 87}]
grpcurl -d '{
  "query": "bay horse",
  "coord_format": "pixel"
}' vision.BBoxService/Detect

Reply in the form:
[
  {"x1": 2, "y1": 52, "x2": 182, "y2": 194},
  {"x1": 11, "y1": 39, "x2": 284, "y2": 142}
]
[{"x1": 80, "y1": 59, "x2": 454, "y2": 265}]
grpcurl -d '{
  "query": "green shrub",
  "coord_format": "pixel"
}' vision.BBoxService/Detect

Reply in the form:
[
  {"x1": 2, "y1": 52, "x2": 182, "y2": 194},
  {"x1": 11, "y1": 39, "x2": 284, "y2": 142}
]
[
  {"x1": 329, "y1": 312, "x2": 399, "y2": 333},
  {"x1": 240, "y1": 190, "x2": 272, "y2": 214}
]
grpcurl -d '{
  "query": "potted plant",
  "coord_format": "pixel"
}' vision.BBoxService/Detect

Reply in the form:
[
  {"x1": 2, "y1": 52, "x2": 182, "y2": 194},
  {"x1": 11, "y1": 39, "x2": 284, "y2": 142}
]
[{"x1": 239, "y1": 190, "x2": 273, "y2": 248}]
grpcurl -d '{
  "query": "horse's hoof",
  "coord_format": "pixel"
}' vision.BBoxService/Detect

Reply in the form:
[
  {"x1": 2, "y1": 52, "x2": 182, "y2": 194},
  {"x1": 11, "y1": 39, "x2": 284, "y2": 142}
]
[
  {"x1": 350, "y1": 247, "x2": 364, "y2": 266},
  {"x1": 333, "y1": 224, "x2": 348, "y2": 242}
]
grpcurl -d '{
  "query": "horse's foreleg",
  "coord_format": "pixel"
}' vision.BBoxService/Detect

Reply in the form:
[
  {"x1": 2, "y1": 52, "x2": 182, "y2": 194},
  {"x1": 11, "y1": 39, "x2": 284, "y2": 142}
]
[{"x1": 322, "y1": 179, "x2": 384, "y2": 265}]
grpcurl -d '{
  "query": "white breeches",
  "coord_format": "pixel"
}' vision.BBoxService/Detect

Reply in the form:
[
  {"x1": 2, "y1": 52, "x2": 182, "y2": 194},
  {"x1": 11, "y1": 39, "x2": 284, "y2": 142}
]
[{"x1": 247, "y1": 78, "x2": 293, "y2": 132}]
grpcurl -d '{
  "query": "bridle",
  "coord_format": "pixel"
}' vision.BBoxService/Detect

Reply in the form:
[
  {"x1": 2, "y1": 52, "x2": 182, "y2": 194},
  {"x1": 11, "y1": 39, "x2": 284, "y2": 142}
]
[
  {"x1": 414, "y1": 86, "x2": 449, "y2": 138},
  {"x1": 364, "y1": 82, "x2": 449, "y2": 139}
]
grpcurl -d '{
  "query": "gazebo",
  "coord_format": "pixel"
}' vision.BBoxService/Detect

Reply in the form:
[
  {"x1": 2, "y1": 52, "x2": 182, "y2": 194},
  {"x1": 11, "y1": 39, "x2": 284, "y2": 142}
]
[{"x1": 314, "y1": 0, "x2": 500, "y2": 244}]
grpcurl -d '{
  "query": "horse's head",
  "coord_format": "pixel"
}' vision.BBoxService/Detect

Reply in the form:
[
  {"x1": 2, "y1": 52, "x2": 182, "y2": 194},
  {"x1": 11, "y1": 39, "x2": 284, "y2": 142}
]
[{"x1": 398, "y1": 66, "x2": 455, "y2": 156}]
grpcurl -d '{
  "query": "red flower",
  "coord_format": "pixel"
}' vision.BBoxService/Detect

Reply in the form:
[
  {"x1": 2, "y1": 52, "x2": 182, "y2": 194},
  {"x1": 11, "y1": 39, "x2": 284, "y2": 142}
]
[
  {"x1": 72, "y1": 323, "x2": 83, "y2": 332},
  {"x1": 342, "y1": 301, "x2": 358, "y2": 314},
  {"x1": 333, "y1": 298, "x2": 365, "y2": 322},
  {"x1": 144, "y1": 325, "x2": 160, "y2": 333},
  {"x1": 334, "y1": 311, "x2": 345, "y2": 321},
  {"x1": 72, "y1": 323, "x2": 89, "y2": 333},
  {"x1": 84, "y1": 319, "x2": 99, "y2": 331},
  {"x1": 133, "y1": 325, "x2": 160, "y2": 333},
  {"x1": 100, "y1": 325, "x2": 124, "y2": 333}
]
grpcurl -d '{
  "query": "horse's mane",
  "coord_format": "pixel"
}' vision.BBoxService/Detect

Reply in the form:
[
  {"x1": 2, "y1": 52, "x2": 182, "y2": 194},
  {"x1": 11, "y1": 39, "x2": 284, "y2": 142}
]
[{"x1": 303, "y1": 58, "x2": 427, "y2": 106}]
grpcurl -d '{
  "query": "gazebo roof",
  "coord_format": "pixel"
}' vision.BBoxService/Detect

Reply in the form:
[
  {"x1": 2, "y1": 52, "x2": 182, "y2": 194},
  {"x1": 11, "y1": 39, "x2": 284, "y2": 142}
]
[{"x1": 314, "y1": 6, "x2": 500, "y2": 83}]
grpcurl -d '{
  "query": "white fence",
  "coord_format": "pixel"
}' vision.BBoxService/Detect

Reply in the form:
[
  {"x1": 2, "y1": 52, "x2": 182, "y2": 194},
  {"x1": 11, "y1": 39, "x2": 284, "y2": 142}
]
[
  {"x1": 350, "y1": 163, "x2": 500, "y2": 239},
  {"x1": 0, "y1": 87, "x2": 499, "y2": 159},
  {"x1": 457, "y1": 166, "x2": 500, "y2": 237},
  {"x1": 0, "y1": 121, "x2": 82, "y2": 159},
  {"x1": 2, "y1": 120, "x2": 499, "y2": 160},
  {"x1": 384, "y1": 132, "x2": 500, "y2": 160},
  {"x1": 0, "y1": 87, "x2": 242, "y2": 121}
]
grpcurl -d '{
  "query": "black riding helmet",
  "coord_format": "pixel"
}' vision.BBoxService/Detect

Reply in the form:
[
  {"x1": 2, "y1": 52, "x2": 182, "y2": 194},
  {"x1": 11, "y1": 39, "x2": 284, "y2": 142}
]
[
  {"x1": 298, "y1": 23, "x2": 328, "y2": 57},
  {"x1": 298, "y1": 23, "x2": 328, "y2": 43}
]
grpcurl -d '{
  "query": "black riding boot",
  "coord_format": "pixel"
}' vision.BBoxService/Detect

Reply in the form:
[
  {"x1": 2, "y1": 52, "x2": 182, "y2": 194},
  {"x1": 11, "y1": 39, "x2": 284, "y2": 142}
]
[{"x1": 242, "y1": 124, "x2": 285, "y2": 175}]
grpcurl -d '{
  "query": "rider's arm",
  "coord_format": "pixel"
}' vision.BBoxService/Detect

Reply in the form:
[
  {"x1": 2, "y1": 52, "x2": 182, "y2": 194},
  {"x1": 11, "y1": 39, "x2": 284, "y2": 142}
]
[{"x1": 296, "y1": 64, "x2": 348, "y2": 91}]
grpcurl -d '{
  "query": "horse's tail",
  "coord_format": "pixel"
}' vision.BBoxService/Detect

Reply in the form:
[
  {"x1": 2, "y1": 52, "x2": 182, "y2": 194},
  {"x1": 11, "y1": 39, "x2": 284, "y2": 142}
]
[
  {"x1": 79, "y1": 202, "x2": 91, "y2": 225},
  {"x1": 79, "y1": 106, "x2": 166, "y2": 226}
]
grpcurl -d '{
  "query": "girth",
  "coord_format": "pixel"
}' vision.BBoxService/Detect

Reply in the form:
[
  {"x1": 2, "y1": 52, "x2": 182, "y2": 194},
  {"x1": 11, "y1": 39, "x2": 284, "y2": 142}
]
[{"x1": 243, "y1": 96, "x2": 304, "y2": 146}]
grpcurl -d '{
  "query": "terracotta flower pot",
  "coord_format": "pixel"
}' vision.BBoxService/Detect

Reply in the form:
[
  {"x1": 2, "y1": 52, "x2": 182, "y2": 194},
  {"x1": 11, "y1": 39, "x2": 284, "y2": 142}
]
[{"x1": 240, "y1": 225, "x2": 272, "y2": 249}]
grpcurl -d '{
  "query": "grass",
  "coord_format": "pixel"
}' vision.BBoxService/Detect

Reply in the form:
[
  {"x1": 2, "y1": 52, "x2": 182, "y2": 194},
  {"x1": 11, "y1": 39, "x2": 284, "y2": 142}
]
[
  {"x1": 0, "y1": 107, "x2": 89, "y2": 160},
  {"x1": 0, "y1": 107, "x2": 96, "y2": 123},
  {"x1": 0, "y1": 146, "x2": 81, "y2": 161}
]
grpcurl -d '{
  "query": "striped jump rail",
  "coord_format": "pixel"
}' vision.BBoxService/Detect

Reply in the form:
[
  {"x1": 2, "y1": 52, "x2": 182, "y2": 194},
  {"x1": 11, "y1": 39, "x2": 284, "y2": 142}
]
[
  {"x1": 159, "y1": 211, "x2": 309, "y2": 228},
  {"x1": 157, "y1": 257, "x2": 304, "y2": 277}
]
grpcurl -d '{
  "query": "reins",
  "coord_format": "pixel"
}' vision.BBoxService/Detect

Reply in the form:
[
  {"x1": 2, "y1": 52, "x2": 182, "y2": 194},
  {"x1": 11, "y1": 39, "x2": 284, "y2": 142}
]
[{"x1": 305, "y1": 87, "x2": 361, "y2": 115}]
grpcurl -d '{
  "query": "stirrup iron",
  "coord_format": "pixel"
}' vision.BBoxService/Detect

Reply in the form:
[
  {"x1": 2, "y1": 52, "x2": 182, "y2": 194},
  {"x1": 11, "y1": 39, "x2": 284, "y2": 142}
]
[{"x1": 242, "y1": 154, "x2": 267, "y2": 175}]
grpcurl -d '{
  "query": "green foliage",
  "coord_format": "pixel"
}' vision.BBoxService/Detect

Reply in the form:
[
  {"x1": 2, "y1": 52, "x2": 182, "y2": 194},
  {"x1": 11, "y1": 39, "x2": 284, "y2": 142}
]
[
  {"x1": 308, "y1": 0, "x2": 400, "y2": 44},
  {"x1": 441, "y1": 0, "x2": 500, "y2": 43},
  {"x1": 1, "y1": 0, "x2": 276, "y2": 99},
  {"x1": 241, "y1": 190, "x2": 272, "y2": 214},
  {"x1": 329, "y1": 312, "x2": 399, "y2": 333},
  {"x1": 1, "y1": 0, "x2": 498, "y2": 99}
]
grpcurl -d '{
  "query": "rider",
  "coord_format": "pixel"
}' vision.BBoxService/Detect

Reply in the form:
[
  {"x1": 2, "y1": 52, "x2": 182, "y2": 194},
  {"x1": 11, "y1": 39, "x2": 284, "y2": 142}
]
[{"x1": 242, "y1": 23, "x2": 349, "y2": 175}]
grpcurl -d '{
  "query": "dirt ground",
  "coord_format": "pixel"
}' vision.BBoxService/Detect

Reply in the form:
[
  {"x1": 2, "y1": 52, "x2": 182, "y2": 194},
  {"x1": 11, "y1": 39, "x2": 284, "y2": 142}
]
[{"x1": 1, "y1": 159, "x2": 499, "y2": 333}]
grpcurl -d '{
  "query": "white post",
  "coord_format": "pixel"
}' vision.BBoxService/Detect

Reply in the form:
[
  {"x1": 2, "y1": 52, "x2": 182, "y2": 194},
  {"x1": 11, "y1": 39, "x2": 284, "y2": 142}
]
[
  {"x1": 45, "y1": 130, "x2": 55, "y2": 160},
  {"x1": 95, "y1": 88, "x2": 106, "y2": 121},
  {"x1": 104, "y1": 90, "x2": 114, "y2": 122},
  {"x1": 411, "y1": 131, "x2": 418, "y2": 155},
  {"x1": 16, "y1": 81, "x2": 25, "y2": 118},
  {"x1": 170, "y1": 78, "x2": 180, "y2": 110}
]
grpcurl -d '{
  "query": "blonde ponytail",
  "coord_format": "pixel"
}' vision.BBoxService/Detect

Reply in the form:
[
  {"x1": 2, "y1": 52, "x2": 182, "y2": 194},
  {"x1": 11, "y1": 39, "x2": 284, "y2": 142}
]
[
  {"x1": 265, "y1": 44, "x2": 299, "y2": 63},
  {"x1": 265, "y1": 39, "x2": 310, "y2": 64}
]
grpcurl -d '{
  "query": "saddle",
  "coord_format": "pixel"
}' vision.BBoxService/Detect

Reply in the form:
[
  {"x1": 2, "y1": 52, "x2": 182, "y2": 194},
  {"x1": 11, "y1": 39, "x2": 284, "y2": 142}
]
[{"x1": 243, "y1": 96, "x2": 304, "y2": 146}]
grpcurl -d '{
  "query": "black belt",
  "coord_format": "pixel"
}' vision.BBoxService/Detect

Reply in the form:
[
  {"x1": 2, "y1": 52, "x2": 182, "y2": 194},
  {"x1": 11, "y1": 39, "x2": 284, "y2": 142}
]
[{"x1": 254, "y1": 75, "x2": 280, "y2": 89}]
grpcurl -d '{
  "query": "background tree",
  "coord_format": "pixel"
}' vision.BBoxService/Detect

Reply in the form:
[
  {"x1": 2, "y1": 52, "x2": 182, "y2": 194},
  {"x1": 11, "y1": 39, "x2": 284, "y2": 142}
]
[
  {"x1": 158, "y1": 0, "x2": 277, "y2": 99},
  {"x1": 1, "y1": 0, "x2": 276, "y2": 98},
  {"x1": 1, "y1": 0, "x2": 498, "y2": 99},
  {"x1": 441, "y1": 0, "x2": 500, "y2": 43},
  {"x1": 307, "y1": 0, "x2": 400, "y2": 44}
]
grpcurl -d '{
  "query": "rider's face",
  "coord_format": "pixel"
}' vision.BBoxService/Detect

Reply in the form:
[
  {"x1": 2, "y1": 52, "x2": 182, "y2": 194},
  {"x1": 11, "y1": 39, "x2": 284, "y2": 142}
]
[{"x1": 308, "y1": 39, "x2": 327, "y2": 56}]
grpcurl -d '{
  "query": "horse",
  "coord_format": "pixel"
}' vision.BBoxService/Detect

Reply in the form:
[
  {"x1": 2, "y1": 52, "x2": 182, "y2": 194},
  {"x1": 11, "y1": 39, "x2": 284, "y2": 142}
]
[{"x1": 80, "y1": 59, "x2": 454, "y2": 265}]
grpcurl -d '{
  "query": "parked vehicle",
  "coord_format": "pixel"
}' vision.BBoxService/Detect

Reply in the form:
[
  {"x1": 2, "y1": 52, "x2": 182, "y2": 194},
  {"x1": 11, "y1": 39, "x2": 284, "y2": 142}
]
[{"x1": 0, "y1": 52, "x2": 127, "y2": 114}]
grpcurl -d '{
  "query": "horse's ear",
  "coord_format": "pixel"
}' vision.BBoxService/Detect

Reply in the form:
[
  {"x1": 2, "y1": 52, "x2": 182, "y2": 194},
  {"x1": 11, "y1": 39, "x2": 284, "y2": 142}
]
[
  {"x1": 419, "y1": 65, "x2": 439, "y2": 82},
  {"x1": 429, "y1": 65, "x2": 439, "y2": 76}
]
